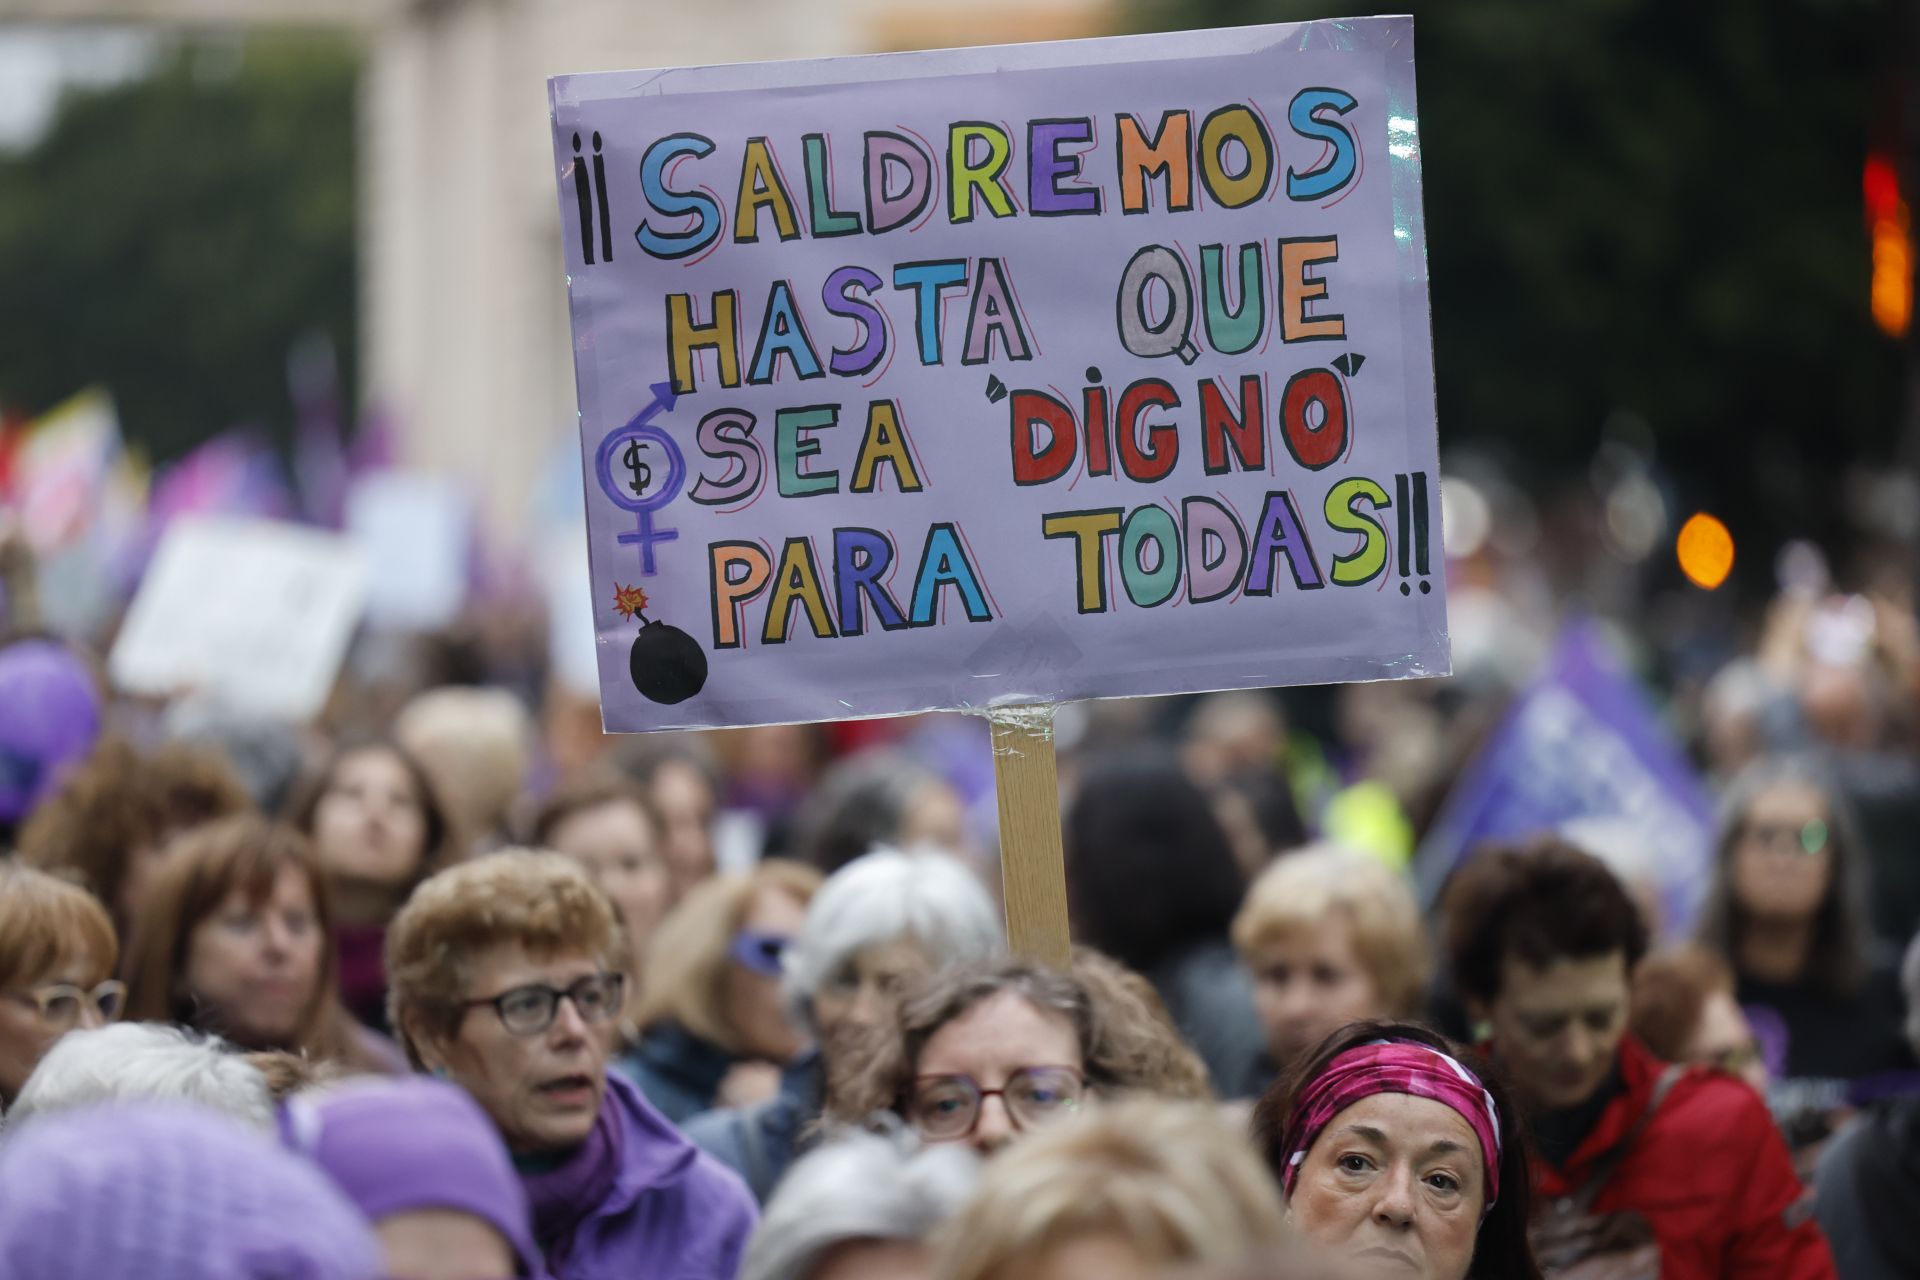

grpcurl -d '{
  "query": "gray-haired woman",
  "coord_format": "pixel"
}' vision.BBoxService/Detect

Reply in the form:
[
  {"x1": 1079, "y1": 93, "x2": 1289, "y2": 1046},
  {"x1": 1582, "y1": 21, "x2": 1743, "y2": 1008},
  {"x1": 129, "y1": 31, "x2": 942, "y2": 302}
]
[
  {"x1": 682, "y1": 846, "x2": 1002, "y2": 1202},
  {"x1": 737, "y1": 1127, "x2": 976, "y2": 1280}
]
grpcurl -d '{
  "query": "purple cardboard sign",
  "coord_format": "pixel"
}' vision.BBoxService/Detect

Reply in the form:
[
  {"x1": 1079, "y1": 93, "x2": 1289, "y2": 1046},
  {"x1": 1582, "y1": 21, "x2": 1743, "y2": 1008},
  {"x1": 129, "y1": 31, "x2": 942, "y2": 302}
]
[{"x1": 550, "y1": 17, "x2": 1448, "y2": 731}]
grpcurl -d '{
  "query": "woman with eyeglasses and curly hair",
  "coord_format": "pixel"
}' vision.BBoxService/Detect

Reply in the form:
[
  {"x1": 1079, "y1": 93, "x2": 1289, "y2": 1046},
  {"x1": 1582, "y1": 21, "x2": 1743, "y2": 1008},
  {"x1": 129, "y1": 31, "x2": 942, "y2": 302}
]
[
  {"x1": 385, "y1": 849, "x2": 755, "y2": 1279},
  {"x1": 824, "y1": 952, "x2": 1211, "y2": 1156}
]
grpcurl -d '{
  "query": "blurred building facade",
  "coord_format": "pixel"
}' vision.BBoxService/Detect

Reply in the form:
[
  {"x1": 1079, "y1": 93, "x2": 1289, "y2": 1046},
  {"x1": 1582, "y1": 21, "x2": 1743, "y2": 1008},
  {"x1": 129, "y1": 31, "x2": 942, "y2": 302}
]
[{"x1": 2, "y1": 0, "x2": 1111, "y2": 532}]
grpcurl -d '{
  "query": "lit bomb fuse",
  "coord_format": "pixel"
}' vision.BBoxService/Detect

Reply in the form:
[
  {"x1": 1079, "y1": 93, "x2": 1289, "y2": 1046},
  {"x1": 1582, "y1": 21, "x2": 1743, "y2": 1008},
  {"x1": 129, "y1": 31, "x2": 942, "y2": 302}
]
[{"x1": 612, "y1": 583, "x2": 707, "y2": 705}]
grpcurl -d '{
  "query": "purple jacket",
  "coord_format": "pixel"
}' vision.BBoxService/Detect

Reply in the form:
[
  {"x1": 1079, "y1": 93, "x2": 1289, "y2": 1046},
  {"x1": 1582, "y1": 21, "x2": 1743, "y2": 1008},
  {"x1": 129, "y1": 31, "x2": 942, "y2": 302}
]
[{"x1": 521, "y1": 1070, "x2": 757, "y2": 1280}]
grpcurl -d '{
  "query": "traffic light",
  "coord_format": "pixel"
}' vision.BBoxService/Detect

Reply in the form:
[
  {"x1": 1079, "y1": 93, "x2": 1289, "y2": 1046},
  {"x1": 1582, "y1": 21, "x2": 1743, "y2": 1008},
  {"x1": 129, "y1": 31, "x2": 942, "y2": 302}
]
[{"x1": 1865, "y1": 152, "x2": 1912, "y2": 337}]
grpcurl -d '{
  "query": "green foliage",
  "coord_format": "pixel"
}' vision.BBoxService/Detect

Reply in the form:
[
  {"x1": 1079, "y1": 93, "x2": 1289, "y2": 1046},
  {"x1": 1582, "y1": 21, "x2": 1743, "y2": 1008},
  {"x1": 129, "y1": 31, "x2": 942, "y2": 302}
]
[
  {"x1": 0, "y1": 36, "x2": 358, "y2": 461},
  {"x1": 1127, "y1": 0, "x2": 1899, "y2": 553}
]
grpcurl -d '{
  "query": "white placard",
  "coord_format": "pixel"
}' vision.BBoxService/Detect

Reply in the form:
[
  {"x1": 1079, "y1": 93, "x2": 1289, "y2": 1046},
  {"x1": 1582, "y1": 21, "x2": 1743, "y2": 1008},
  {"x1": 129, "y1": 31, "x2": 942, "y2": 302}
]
[
  {"x1": 344, "y1": 470, "x2": 471, "y2": 631},
  {"x1": 109, "y1": 517, "x2": 367, "y2": 722}
]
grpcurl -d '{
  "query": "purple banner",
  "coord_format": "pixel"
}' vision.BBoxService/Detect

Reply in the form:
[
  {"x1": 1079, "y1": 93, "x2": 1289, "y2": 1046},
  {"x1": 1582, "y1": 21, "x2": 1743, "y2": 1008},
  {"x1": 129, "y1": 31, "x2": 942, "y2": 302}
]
[{"x1": 1415, "y1": 620, "x2": 1715, "y2": 936}]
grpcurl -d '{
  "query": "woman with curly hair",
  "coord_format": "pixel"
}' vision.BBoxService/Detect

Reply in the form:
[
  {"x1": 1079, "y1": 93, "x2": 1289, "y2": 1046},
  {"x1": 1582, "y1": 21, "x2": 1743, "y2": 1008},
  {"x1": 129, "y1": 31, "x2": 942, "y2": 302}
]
[
  {"x1": 824, "y1": 953, "x2": 1210, "y2": 1155},
  {"x1": 16, "y1": 736, "x2": 249, "y2": 933},
  {"x1": 385, "y1": 849, "x2": 755, "y2": 1278}
]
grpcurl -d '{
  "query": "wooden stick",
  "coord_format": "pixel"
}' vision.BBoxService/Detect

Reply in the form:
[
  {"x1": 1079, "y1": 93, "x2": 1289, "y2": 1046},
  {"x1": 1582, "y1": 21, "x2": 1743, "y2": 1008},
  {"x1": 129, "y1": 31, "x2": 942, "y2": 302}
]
[{"x1": 989, "y1": 705, "x2": 1072, "y2": 968}]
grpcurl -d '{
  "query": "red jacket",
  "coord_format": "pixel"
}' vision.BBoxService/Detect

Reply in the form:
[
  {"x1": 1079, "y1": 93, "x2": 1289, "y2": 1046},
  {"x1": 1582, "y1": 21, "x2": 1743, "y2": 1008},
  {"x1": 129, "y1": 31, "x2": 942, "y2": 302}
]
[{"x1": 1531, "y1": 1035, "x2": 1834, "y2": 1280}]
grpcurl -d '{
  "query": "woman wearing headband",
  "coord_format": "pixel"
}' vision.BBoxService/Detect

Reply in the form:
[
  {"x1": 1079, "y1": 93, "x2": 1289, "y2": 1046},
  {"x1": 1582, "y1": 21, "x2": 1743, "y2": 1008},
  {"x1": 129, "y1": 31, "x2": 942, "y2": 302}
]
[{"x1": 1252, "y1": 1021, "x2": 1542, "y2": 1280}]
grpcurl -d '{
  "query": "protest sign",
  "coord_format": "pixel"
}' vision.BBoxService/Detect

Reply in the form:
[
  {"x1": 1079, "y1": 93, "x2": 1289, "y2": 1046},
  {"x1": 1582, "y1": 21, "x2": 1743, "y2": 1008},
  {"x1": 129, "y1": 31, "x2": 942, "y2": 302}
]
[
  {"x1": 345, "y1": 470, "x2": 472, "y2": 631},
  {"x1": 109, "y1": 516, "x2": 367, "y2": 723},
  {"x1": 549, "y1": 17, "x2": 1446, "y2": 735},
  {"x1": 1414, "y1": 620, "x2": 1716, "y2": 937}
]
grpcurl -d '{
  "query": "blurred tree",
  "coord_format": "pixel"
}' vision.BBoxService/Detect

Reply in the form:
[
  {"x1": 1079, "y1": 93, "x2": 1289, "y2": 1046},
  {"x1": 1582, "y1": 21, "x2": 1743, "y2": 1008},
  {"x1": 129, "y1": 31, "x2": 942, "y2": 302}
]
[
  {"x1": 1129, "y1": 0, "x2": 1901, "y2": 576},
  {"x1": 0, "y1": 35, "x2": 357, "y2": 461}
]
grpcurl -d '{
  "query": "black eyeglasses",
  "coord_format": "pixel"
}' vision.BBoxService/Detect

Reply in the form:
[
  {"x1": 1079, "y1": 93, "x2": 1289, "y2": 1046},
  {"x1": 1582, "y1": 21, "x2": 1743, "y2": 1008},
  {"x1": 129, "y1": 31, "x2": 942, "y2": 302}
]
[
  {"x1": 908, "y1": 1066, "x2": 1085, "y2": 1140},
  {"x1": 461, "y1": 973, "x2": 626, "y2": 1036}
]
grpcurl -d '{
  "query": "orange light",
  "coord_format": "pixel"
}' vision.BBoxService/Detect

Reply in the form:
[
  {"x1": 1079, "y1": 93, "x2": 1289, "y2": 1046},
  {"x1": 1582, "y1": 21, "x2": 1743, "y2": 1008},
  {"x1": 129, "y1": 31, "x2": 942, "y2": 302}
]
[
  {"x1": 1873, "y1": 207, "x2": 1913, "y2": 337},
  {"x1": 1676, "y1": 513, "x2": 1734, "y2": 590},
  {"x1": 1867, "y1": 153, "x2": 1914, "y2": 338}
]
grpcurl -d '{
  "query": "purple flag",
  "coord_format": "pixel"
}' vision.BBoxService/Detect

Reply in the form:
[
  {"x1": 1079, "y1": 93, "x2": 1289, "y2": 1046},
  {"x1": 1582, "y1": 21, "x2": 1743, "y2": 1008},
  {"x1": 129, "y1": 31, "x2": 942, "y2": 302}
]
[
  {"x1": 148, "y1": 433, "x2": 292, "y2": 526},
  {"x1": 1415, "y1": 619, "x2": 1714, "y2": 936},
  {"x1": 290, "y1": 333, "x2": 349, "y2": 529}
]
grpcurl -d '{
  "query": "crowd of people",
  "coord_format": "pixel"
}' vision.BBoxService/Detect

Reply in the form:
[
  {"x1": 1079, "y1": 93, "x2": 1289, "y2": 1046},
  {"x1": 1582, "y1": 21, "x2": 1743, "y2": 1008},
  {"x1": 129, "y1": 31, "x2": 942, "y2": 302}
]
[{"x1": 1, "y1": 557, "x2": 1919, "y2": 1280}]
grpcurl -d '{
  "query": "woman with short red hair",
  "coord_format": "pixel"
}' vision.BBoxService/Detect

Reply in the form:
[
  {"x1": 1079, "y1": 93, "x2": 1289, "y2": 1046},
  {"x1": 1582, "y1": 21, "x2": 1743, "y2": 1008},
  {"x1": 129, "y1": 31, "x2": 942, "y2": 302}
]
[{"x1": 0, "y1": 864, "x2": 121, "y2": 1111}]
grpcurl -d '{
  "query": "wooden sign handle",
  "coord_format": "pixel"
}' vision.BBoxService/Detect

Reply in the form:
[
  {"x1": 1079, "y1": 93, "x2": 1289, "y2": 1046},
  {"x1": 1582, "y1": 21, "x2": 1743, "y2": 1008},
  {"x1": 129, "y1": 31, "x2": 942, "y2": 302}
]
[{"x1": 988, "y1": 705, "x2": 1072, "y2": 968}]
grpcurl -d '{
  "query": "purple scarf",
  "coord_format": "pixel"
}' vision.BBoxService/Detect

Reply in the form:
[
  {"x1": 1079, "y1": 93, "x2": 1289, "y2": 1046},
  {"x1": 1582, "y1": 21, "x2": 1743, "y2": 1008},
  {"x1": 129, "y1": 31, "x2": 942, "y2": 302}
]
[{"x1": 519, "y1": 1088, "x2": 625, "y2": 1266}]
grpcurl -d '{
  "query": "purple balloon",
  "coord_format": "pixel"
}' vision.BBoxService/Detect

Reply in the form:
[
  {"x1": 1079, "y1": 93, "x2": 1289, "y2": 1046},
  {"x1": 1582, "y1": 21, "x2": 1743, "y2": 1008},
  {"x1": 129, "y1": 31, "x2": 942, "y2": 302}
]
[{"x1": 0, "y1": 640, "x2": 101, "y2": 824}]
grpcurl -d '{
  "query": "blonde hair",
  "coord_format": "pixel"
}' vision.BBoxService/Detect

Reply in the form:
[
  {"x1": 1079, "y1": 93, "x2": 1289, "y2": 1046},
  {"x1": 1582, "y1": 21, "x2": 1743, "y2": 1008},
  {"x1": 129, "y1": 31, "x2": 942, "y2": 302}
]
[
  {"x1": 633, "y1": 860, "x2": 821, "y2": 1052},
  {"x1": 385, "y1": 849, "x2": 623, "y2": 1068},
  {"x1": 393, "y1": 686, "x2": 532, "y2": 842},
  {"x1": 0, "y1": 863, "x2": 116, "y2": 994},
  {"x1": 933, "y1": 1099, "x2": 1286, "y2": 1280},
  {"x1": 1231, "y1": 846, "x2": 1429, "y2": 1017}
]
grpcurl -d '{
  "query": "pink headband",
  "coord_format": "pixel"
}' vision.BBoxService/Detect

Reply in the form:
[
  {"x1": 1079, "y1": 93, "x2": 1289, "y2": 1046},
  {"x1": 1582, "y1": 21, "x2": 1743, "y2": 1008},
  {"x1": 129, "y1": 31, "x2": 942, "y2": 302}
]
[{"x1": 1279, "y1": 1040, "x2": 1502, "y2": 1210}]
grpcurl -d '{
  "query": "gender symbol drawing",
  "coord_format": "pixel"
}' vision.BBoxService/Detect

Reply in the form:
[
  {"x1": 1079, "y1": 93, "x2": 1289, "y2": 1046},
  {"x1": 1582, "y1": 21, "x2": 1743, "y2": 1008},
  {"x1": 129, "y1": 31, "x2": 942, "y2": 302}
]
[
  {"x1": 597, "y1": 384, "x2": 707, "y2": 704},
  {"x1": 594, "y1": 381, "x2": 684, "y2": 576}
]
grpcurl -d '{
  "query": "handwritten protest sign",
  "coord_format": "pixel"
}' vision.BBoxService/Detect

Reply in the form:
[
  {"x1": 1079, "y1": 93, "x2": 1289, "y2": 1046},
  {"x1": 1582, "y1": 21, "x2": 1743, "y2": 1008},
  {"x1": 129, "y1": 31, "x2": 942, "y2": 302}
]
[
  {"x1": 109, "y1": 516, "x2": 367, "y2": 722},
  {"x1": 550, "y1": 17, "x2": 1446, "y2": 733}
]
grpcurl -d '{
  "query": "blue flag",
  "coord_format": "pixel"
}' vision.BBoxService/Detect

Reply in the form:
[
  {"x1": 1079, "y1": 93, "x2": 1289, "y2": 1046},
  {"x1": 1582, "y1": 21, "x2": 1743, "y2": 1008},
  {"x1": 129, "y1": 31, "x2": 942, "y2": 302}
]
[{"x1": 1416, "y1": 619, "x2": 1715, "y2": 937}]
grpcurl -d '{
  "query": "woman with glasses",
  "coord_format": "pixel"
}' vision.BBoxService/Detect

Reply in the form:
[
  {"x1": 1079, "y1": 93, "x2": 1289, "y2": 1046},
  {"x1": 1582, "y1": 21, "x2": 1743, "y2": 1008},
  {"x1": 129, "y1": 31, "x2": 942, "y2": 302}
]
[
  {"x1": 0, "y1": 863, "x2": 122, "y2": 1112},
  {"x1": 620, "y1": 860, "x2": 822, "y2": 1122},
  {"x1": 16, "y1": 736, "x2": 249, "y2": 935},
  {"x1": 825, "y1": 954, "x2": 1210, "y2": 1156},
  {"x1": 1696, "y1": 755, "x2": 1913, "y2": 1108},
  {"x1": 386, "y1": 849, "x2": 756, "y2": 1279},
  {"x1": 685, "y1": 846, "x2": 1005, "y2": 1202},
  {"x1": 121, "y1": 814, "x2": 404, "y2": 1074}
]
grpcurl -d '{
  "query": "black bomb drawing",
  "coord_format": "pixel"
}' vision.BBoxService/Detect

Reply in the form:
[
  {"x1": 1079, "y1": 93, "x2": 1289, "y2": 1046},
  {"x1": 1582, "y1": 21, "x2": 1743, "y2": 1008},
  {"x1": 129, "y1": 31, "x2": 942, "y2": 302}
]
[{"x1": 613, "y1": 584, "x2": 707, "y2": 704}]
